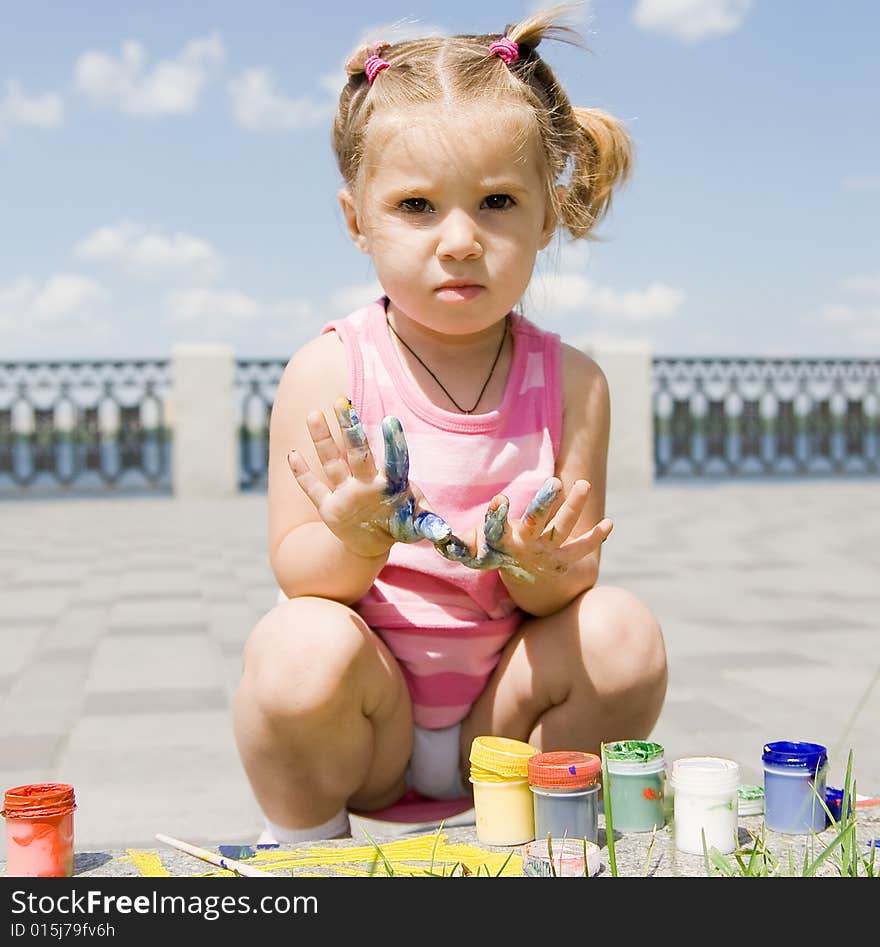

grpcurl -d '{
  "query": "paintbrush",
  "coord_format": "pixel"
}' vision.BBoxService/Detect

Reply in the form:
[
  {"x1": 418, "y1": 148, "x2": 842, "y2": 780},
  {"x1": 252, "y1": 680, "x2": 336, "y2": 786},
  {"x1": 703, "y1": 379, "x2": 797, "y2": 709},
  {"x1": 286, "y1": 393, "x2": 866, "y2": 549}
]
[{"x1": 155, "y1": 833, "x2": 273, "y2": 877}]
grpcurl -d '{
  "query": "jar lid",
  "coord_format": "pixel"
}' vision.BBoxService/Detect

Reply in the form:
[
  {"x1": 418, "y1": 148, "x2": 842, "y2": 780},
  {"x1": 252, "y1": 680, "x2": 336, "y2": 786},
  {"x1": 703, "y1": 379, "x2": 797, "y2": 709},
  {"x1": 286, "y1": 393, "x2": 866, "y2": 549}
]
[
  {"x1": 469, "y1": 736, "x2": 539, "y2": 779},
  {"x1": 528, "y1": 751, "x2": 601, "y2": 789},
  {"x1": 669, "y1": 757, "x2": 739, "y2": 793},
  {"x1": 2, "y1": 783, "x2": 76, "y2": 820},
  {"x1": 604, "y1": 740, "x2": 664, "y2": 762},
  {"x1": 604, "y1": 740, "x2": 665, "y2": 774},
  {"x1": 762, "y1": 741, "x2": 827, "y2": 772}
]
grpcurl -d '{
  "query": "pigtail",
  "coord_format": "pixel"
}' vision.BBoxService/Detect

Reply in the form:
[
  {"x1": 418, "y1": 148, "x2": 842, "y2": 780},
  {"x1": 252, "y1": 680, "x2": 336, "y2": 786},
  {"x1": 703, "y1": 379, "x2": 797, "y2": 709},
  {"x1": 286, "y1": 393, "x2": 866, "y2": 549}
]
[
  {"x1": 561, "y1": 107, "x2": 633, "y2": 239},
  {"x1": 344, "y1": 41, "x2": 392, "y2": 82},
  {"x1": 505, "y1": 3, "x2": 586, "y2": 51}
]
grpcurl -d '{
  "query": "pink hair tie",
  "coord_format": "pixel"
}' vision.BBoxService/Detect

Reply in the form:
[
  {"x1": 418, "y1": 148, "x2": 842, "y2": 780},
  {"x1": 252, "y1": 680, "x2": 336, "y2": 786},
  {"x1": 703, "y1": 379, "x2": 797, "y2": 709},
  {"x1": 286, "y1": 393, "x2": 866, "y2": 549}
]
[
  {"x1": 489, "y1": 36, "x2": 519, "y2": 65},
  {"x1": 364, "y1": 53, "x2": 391, "y2": 84}
]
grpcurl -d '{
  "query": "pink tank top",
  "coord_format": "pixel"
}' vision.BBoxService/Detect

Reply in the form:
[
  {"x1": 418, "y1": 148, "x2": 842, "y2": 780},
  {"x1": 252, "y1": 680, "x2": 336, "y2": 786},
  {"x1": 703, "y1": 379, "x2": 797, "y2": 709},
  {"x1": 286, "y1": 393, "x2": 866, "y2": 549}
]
[{"x1": 323, "y1": 297, "x2": 562, "y2": 728}]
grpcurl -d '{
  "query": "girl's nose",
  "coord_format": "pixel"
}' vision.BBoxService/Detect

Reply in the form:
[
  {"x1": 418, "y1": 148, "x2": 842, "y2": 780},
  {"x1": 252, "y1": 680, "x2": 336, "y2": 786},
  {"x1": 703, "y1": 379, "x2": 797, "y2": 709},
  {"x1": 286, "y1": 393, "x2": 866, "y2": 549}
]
[{"x1": 435, "y1": 210, "x2": 482, "y2": 261}]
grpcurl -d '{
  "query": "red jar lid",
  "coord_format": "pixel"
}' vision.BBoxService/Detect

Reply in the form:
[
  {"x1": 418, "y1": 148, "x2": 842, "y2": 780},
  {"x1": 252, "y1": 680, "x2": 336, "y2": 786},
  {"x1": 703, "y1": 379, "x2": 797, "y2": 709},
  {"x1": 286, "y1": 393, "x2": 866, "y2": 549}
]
[
  {"x1": 2, "y1": 784, "x2": 76, "y2": 820},
  {"x1": 528, "y1": 751, "x2": 601, "y2": 789}
]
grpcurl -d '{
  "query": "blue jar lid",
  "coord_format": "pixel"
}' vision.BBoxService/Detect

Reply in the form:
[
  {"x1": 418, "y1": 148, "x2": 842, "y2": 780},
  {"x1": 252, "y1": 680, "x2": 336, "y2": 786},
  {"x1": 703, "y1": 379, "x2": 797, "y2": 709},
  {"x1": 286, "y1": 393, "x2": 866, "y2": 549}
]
[{"x1": 762, "y1": 740, "x2": 827, "y2": 771}]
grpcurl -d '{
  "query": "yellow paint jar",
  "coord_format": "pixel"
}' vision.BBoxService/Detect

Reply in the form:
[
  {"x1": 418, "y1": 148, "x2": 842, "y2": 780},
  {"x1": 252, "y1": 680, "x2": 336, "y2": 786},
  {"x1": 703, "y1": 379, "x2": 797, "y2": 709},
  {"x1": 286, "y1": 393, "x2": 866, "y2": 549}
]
[{"x1": 469, "y1": 736, "x2": 539, "y2": 846}]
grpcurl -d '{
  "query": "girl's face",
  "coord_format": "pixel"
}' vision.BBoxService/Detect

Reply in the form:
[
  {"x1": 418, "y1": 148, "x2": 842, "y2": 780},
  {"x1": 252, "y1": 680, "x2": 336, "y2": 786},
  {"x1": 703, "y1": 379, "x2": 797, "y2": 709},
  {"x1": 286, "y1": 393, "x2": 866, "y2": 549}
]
[{"x1": 339, "y1": 102, "x2": 557, "y2": 337}]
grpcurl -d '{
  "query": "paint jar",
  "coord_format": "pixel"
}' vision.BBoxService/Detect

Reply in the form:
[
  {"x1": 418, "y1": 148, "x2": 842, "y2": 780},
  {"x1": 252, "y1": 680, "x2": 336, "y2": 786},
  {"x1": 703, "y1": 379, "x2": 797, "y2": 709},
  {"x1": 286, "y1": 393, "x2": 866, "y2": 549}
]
[
  {"x1": 825, "y1": 787, "x2": 853, "y2": 824},
  {"x1": 527, "y1": 751, "x2": 601, "y2": 843},
  {"x1": 670, "y1": 757, "x2": 740, "y2": 856},
  {"x1": 469, "y1": 736, "x2": 539, "y2": 846},
  {"x1": 2, "y1": 783, "x2": 76, "y2": 877},
  {"x1": 762, "y1": 741, "x2": 828, "y2": 835},
  {"x1": 737, "y1": 784, "x2": 765, "y2": 817},
  {"x1": 522, "y1": 837, "x2": 601, "y2": 877},
  {"x1": 604, "y1": 740, "x2": 666, "y2": 833}
]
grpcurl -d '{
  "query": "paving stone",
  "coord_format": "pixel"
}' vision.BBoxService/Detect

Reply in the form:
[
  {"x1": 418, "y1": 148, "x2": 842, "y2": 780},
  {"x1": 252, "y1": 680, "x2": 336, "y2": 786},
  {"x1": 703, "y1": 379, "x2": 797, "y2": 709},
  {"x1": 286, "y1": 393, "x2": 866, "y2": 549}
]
[
  {"x1": 107, "y1": 598, "x2": 209, "y2": 633},
  {"x1": 86, "y1": 634, "x2": 221, "y2": 692},
  {"x1": 83, "y1": 687, "x2": 228, "y2": 715},
  {"x1": 0, "y1": 734, "x2": 66, "y2": 770}
]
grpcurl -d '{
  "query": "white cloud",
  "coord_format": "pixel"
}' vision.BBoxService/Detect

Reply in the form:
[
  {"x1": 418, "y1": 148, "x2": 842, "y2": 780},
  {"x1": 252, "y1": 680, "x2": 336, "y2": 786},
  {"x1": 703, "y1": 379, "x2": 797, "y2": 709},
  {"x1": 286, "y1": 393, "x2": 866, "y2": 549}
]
[
  {"x1": 0, "y1": 273, "x2": 110, "y2": 345},
  {"x1": 165, "y1": 287, "x2": 260, "y2": 324},
  {"x1": 228, "y1": 69, "x2": 334, "y2": 133},
  {"x1": 841, "y1": 274, "x2": 880, "y2": 295},
  {"x1": 74, "y1": 222, "x2": 222, "y2": 281},
  {"x1": 158, "y1": 289, "x2": 321, "y2": 354},
  {"x1": 0, "y1": 79, "x2": 65, "y2": 130},
  {"x1": 330, "y1": 280, "x2": 384, "y2": 315},
  {"x1": 818, "y1": 275, "x2": 880, "y2": 347},
  {"x1": 73, "y1": 32, "x2": 224, "y2": 117},
  {"x1": 632, "y1": 0, "x2": 753, "y2": 43},
  {"x1": 819, "y1": 303, "x2": 880, "y2": 345},
  {"x1": 533, "y1": 269, "x2": 685, "y2": 321},
  {"x1": 843, "y1": 174, "x2": 880, "y2": 193}
]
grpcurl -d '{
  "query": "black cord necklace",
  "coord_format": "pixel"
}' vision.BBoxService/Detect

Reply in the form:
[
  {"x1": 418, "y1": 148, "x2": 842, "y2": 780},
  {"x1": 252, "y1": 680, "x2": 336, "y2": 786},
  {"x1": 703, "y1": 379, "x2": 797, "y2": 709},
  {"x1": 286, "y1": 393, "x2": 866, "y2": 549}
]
[{"x1": 386, "y1": 313, "x2": 508, "y2": 414}]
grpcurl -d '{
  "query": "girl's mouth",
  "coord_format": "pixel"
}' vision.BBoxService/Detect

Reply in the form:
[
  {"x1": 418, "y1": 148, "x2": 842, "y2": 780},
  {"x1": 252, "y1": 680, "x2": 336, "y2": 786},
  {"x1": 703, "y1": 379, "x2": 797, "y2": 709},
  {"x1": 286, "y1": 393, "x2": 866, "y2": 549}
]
[{"x1": 435, "y1": 285, "x2": 483, "y2": 302}]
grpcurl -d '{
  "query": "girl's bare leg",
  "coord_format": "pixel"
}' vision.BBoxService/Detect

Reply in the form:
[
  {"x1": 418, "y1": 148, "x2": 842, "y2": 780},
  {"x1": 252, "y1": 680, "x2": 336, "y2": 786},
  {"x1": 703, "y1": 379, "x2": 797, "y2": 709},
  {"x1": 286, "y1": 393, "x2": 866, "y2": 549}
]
[
  {"x1": 233, "y1": 596, "x2": 414, "y2": 829},
  {"x1": 460, "y1": 585, "x2": 668, "y2": 768}
]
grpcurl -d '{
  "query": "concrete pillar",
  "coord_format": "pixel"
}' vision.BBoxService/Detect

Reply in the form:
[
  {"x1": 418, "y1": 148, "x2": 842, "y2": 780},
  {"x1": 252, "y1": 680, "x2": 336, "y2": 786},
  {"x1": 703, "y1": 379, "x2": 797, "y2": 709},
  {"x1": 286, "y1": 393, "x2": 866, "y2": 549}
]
[
  {"x1": 578, "y1": 339, "x2": 655, "y2": 490},
  {"x1": 170, "y1": 343, "x2": 238, "y2": 498}
]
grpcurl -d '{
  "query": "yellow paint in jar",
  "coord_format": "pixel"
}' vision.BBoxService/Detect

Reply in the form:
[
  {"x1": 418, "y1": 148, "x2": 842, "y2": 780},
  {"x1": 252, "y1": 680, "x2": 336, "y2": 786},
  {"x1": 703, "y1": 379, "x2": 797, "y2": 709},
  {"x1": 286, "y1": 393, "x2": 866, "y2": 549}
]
[{"x1": 469, "y1": 736, "x2": 539, "y2": 846}]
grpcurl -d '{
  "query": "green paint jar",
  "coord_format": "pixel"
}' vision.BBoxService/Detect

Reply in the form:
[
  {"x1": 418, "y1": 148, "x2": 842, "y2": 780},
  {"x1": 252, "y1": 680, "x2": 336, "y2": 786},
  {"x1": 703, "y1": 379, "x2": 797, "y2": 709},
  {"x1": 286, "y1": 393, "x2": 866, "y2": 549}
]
[{"x1": 604, "y1": 740, "x2": 666, "y2": 833}]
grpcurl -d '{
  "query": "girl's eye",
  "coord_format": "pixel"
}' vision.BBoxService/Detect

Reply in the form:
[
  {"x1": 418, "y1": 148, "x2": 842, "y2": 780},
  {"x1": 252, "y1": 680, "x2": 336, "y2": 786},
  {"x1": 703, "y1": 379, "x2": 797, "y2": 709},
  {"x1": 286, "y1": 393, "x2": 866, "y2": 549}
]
[
  {"x1": 400, "y1": 198, "x2": 431, "y2": 213},
  {"x1": 482, "y1": 194, "x2": 515, "y2": 210}
]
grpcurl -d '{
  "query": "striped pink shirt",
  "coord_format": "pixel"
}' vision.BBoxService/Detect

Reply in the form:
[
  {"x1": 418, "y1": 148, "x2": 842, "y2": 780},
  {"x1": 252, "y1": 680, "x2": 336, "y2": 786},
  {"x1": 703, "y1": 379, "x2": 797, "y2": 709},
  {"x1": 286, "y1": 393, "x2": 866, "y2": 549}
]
[{"x1": 323, "y1": 297, "x2": 562, "y2": 728}]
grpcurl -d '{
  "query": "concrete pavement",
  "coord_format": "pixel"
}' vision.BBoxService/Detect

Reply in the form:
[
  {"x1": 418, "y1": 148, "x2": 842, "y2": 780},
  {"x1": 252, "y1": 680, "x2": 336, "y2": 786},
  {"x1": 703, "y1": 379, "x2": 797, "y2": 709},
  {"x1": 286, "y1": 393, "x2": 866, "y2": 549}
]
[{"x1": 1, "y1": 482, "x2": 878, "y2": 875}]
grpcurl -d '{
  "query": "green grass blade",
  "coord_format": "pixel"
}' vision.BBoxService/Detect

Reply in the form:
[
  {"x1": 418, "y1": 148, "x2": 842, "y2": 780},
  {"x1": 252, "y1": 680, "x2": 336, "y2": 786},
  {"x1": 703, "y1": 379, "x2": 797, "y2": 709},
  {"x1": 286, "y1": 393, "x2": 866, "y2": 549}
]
[
  {"x1": 429, "y1": 821, "x2": 445, "y2": 875},
  {"x1": 707, "y1": 847, "x2": 737, "y2": 877},
  {"x1": 601, "y1": 742, "x2": 618, "y2": 877},
  {"x1": 361, "y1": 828, "x2": 395, "y2": 877}
]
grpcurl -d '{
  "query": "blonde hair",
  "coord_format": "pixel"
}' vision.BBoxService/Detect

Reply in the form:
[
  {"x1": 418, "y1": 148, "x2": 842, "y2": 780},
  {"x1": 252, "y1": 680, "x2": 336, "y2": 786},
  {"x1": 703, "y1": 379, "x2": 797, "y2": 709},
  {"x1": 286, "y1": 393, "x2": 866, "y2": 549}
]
[{"x1": 332, "y1": 4, "x2": 632, "y2": 240}]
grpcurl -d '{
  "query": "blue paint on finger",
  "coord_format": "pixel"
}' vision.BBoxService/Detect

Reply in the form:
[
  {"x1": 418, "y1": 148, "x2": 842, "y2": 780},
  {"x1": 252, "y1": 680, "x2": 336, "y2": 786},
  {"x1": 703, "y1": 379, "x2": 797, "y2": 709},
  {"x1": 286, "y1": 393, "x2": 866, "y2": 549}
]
[
  {"x1": 389, "y1": 495, "x2": 418, "y2": 542},
  {"x1": 524, "y1": 478, "x2": 559, "y2": 520},
  {"x1": 414, "y1": 511, "x2": 452, "y2": 543},
  {"x1": 483, "y1": 501, "x2": 509, "y2": 548},
  {"x1": 382, "y1": 416, "x2": 409, "y2": 495},
  {"x1": 335, "y1": 398, "x2": 368, "y2": 448}
]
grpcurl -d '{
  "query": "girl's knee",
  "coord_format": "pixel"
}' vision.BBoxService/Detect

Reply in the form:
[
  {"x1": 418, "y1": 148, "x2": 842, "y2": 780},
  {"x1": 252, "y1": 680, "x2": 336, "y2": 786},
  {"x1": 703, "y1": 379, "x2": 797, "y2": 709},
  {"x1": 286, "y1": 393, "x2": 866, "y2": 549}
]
[
  {"x1": 239, "y1": 596, "x2": 376, "y2": 724},
  {"x1": 578, "y1": 585, "x2": 667, "y2": 687}
]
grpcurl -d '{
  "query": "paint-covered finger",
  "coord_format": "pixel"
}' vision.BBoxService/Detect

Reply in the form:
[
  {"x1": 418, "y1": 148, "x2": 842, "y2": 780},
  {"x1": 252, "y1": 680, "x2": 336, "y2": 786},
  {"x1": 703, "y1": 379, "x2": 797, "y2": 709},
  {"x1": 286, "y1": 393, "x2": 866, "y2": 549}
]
[
  {"x1": 287, "y1": 449, "x2": 332, "y2": 510},
  {"x1": 483, "y1": 495, "x2": 510, "y2": 550},
  {"x1": 382, "y1": 416, "x2": 410, "y2": 496},
  {"x1": 544, "y1": 480, "x2": 591, "y2": 544},
  {"x1": 434, "y1": 533, "x2": 480, "y2": 568},
  {"x1": 334, "y1": 397, "x2": 377, "y2": 480},
  {"x1": 388, "y1": 495, "x2": 419, "y2": 542},
  {"x1": 414, "y1": 510, "x2": 452, "y2": 544},
  {"x1": 521, "y1": 478, "x2": 561, "y2": 534},
  {"x1": 306, "y1": 410, "x2": 350, "y2": 487}
]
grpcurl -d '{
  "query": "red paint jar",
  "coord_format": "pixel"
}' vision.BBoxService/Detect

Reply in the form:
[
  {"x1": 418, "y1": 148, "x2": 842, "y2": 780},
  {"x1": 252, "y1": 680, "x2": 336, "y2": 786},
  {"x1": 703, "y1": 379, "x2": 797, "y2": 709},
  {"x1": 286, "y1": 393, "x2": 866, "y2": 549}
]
[{"x1": 3, "y1": 783, "x2": 76, "y2": 877}]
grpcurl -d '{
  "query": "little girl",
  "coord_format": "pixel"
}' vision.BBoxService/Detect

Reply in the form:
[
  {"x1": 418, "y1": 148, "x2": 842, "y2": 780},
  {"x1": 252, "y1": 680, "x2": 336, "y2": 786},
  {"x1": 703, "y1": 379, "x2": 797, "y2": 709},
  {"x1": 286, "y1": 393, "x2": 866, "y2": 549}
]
[{"x1": 233, "y1": 5, "x2": 668, "y2": 844}]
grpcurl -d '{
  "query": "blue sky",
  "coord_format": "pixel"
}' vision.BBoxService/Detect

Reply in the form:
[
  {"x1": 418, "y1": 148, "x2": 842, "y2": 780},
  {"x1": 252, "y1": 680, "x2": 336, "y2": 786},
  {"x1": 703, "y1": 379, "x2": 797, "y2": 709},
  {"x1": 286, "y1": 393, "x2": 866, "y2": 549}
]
[{"x1": 1, "y1": 0, "x2": 878, "y2": 359}]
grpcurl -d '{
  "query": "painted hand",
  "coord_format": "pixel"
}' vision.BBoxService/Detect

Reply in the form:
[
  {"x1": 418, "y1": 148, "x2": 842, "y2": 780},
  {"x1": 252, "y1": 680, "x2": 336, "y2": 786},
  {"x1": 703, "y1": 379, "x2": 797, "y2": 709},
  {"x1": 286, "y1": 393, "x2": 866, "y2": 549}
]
[
  {"x1": 287, "y1": 397, "x2": 452, "y2": 558},
  {"x1": 434, "y1": 477, "x2": 613, "y2": 582}
]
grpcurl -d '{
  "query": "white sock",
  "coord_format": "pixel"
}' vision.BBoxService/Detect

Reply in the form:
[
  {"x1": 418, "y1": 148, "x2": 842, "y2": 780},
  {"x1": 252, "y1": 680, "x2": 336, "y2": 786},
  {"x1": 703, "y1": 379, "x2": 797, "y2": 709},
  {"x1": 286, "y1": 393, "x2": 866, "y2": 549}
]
[{"x1": 259, "y1": 808, "x2": 350, "y2": 844}]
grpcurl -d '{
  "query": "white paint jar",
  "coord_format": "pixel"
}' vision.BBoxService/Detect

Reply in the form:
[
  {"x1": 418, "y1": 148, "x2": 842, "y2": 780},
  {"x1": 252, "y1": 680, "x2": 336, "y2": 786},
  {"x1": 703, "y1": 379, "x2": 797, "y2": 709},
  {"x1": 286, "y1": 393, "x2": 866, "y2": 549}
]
[{"x1": 670, "y1": 757, "x2": 740, "y2": 855}]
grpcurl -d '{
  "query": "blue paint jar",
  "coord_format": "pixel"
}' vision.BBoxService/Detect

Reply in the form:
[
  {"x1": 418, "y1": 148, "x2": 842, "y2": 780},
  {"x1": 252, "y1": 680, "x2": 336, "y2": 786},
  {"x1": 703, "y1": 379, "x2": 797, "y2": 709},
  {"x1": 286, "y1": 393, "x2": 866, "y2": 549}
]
[
  {"x1": 762, "y1": 741, "x2": 828, "y2": 835},
  {"x1": 824, "y1": 787, "x2": 853, "y2": 824}
]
